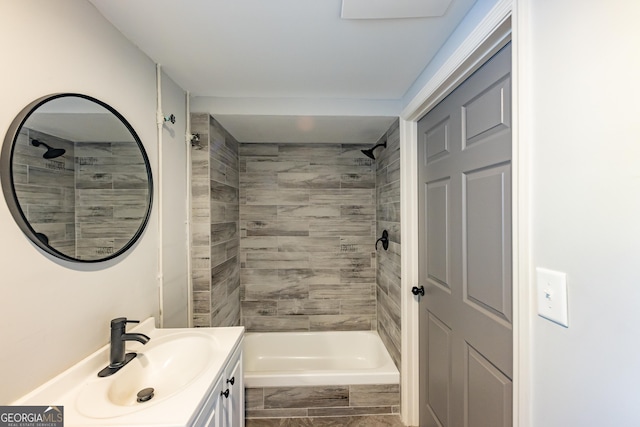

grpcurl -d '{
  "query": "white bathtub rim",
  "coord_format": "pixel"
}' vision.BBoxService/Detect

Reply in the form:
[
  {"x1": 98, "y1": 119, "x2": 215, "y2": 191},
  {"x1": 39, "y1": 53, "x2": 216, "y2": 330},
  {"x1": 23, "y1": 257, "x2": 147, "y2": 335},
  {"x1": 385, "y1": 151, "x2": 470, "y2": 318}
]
[
  {"x1": 243, "y1": 330, "x2": 400, "y2": 388},
  {"x1": 244, "y1": 369, "x2": 399, "y2": 388}
]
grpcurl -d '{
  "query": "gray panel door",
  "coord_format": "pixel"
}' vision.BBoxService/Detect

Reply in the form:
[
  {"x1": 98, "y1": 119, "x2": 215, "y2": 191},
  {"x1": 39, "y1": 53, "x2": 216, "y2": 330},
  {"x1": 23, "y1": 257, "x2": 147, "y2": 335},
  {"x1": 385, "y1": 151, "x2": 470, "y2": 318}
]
[{"x1": 417, "y1": 43, "x2": 512, "y2": 427}]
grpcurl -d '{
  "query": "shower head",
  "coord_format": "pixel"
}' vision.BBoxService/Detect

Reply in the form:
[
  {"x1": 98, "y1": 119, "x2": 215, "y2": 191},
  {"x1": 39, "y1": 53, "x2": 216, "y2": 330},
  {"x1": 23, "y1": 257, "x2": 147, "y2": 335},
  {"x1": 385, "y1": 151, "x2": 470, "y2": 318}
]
[
  {"x1": 361, "y1": 148, "x2": 376, "y2": 160},
  {"x1": 31, "y1": 139, "x2": 66, "y2": 159},
  {"x1": 361, "y1": 140, "x2": 387, "y2": 160}
]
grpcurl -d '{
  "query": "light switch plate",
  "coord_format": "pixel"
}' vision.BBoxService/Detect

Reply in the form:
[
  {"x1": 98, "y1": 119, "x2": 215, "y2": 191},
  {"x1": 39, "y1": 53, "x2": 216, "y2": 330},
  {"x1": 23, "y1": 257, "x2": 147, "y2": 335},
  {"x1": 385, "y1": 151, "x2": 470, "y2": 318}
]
[{"x1": 536, "y1": 267, "x2": 569, "y2": 327}]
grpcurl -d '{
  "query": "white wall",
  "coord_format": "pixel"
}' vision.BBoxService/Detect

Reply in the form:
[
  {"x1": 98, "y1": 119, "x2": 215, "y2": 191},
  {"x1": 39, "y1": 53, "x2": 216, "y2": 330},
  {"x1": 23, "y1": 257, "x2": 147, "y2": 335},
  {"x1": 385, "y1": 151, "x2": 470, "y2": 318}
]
[
  {"x1": 402, "y1": 0, "x2": 502, "y2": 104},
  {"x1": 0, "y1": 0, "x2": 187, "y2": 403},
  {"x1": 528, "y1": 0, "x2": 640, "y2": 425}
]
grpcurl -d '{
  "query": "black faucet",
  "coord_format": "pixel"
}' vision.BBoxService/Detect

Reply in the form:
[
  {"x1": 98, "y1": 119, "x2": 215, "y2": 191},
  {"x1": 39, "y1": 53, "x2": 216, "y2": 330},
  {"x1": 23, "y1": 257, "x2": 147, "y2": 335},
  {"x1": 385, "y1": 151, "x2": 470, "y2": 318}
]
[{"x1": 98, "y1": 317, "x2": 150, "y2": 377}]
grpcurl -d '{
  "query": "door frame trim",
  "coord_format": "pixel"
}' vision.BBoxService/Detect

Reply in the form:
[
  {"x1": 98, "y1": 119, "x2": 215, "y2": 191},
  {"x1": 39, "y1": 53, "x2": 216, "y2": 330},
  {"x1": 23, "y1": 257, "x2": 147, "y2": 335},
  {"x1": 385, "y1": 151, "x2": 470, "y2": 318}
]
[{"x1": 399, "y1": 0, "x2": 531, "y2": 425}]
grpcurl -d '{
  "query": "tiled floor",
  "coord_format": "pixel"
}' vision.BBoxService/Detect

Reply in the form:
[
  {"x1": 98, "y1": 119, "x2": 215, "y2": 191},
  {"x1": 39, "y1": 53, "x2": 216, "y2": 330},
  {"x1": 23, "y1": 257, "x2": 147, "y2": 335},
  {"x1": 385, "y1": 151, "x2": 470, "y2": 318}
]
[{"x1": 245, "y1": 415, "x2": 405, "y2": 426}]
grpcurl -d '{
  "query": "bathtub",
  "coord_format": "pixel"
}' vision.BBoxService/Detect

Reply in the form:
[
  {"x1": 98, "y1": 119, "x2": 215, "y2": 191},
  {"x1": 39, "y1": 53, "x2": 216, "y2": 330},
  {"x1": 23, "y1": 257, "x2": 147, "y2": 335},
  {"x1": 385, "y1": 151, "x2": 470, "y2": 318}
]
[{"x1": 243, "y1": 330, "x2": 399, "y2": 388}]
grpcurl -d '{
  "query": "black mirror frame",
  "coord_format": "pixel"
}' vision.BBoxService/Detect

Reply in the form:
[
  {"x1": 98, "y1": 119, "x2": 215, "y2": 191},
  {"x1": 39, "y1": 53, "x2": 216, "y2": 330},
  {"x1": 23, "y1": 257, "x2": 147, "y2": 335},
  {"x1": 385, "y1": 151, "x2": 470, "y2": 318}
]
[{"x1": 0, "y1": 93, "x2": 153, "y2": 263}]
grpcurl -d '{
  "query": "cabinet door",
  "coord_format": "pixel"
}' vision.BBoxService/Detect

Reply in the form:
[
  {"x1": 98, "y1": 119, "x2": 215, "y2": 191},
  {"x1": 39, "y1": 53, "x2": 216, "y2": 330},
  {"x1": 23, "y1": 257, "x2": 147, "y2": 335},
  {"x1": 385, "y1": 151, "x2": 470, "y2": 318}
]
[
  {"x1": 192, "y1": 375, "x2": 222, "y2": 427},
  {"x1": 226, "y1": 351, "x2": 243, "y2": 427}
]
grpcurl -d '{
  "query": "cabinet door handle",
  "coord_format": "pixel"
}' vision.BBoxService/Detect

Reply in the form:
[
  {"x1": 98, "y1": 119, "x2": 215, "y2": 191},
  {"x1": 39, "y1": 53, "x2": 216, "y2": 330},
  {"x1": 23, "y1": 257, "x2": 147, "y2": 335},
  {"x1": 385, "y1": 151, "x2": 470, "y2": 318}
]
[
  {"x1": 221, "y1": 389, "x2": 229, "y2": 398},
  {"x1": 226, "y1": 376, "x2": 235, "y2": 385}
]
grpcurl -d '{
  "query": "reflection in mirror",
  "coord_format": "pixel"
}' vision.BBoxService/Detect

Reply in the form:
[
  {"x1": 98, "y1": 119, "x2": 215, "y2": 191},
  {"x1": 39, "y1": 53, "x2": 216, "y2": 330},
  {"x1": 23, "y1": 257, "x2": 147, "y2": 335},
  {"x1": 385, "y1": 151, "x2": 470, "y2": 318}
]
[{"x1": 1, "y1": 94, "x2": 152, "y2": 262}]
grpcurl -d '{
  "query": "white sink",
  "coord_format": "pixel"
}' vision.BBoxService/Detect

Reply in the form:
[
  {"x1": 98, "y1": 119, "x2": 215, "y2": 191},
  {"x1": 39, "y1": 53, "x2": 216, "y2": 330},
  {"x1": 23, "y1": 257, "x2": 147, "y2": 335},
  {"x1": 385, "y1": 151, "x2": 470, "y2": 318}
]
[
  {"x1": 76, "y1": 332, "x2": 220, "y2": 418},
  {"x1": 12, "y1": 319, "x2": 244, "y2": 426}
]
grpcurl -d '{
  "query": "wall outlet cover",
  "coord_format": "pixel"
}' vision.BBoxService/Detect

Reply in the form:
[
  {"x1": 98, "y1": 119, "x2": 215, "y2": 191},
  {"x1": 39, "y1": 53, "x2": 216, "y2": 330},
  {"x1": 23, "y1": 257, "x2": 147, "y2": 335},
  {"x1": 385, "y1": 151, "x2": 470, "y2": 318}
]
[{"x1": 536, "y1": 267, "x2": 569, "y2": 327}]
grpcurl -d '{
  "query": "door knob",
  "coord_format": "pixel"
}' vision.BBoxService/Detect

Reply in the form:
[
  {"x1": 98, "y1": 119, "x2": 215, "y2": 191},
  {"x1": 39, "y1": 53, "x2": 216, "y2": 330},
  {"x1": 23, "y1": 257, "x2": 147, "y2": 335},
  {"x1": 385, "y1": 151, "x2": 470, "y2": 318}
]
[{"x1": 411, "y1": 286, "x2": 425, "y2": 296}]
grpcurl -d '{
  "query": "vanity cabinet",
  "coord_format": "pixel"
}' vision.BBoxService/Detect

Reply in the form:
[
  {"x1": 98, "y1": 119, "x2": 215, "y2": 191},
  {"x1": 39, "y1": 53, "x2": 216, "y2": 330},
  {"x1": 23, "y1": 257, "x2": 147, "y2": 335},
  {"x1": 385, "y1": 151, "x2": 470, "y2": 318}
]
[
  {"x1": 192, "y1": 339, "x2": 244, "y2": 427},
  {"x1": 219, "y1": 344, "x2": 243, "y2": 427},
  {"x1": 13, "y1": 319, "x2": 244, "y2": 427}
]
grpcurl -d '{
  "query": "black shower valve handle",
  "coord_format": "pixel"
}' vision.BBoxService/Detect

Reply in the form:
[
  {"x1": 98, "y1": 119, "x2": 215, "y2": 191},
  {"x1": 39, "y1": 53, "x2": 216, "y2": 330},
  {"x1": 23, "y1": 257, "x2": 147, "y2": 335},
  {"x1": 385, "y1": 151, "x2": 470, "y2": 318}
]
[{"x1": 375, "y1": 230, "x2": 389, "y2": 251}]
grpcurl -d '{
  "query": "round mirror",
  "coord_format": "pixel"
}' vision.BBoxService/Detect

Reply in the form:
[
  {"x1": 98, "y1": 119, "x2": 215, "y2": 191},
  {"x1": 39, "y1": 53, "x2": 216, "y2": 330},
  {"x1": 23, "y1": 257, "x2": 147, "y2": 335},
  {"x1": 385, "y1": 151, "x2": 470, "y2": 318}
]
[{"x1": 0, "y1": 94, "x2": 153, "y2": 262}]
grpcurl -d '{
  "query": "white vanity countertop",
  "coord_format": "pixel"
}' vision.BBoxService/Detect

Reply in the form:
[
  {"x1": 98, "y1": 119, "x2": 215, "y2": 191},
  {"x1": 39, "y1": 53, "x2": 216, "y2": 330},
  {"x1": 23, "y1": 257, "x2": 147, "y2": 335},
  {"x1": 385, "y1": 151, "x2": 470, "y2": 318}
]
[{"x1": 12, "y1": 318, "x2": 244, "y2": 427}]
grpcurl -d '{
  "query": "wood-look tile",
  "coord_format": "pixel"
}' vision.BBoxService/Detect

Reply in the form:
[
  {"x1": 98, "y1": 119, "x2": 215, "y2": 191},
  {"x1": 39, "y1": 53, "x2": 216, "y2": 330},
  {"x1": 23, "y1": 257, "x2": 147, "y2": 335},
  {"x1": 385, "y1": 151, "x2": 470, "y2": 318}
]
[
  {"x1": 349, "y1": 384, "x2": 400, "y2": 407},
  {"x1": 281, "y1": 143, "x2": 343, "y2": 158},
  {"x1": 386, "y1": 159, "x2": 400, "y2": 184},
  {"x1": 211, "y1": 256, "x2": 238, "y2": 286},
  {"x1": 191, "y1": 179, "x2": 209, "y2": 202},
  {"x1": 29, "y1": 207, "x2": 76, "y2": 224},
  {"x1": 377, "y1": 183, "x2": 400, "y2": 206},
  {"x1": 191, "y1": 246, "x2": 210, "y2": 269},
  {"x1": 309, "y1": 189, "x2": 375, "y2": 205},
  {"x1": 241, "y1": 268, "x2": 280, "y2": 285},
  {"x1": 242, "y1": 301, "x2": 278, "y2": 316},
  {"x1": 277, "y1": 300, "x2": 341, "y2": 316},
  {"x1": 340, "y1": 205, "x2": 375, "y2": 220},
  {"x1": 241, "y1": 236, "x2": 279, "y2": 252},
  {"x1": 227, "y1": 273, "x2": 241, "y2": 294},
  {"x1": 245, "y1": 159, "x2": 308, "y2": 173},
  {"x1": 226, "y1": 166, "x2": 239, "y2": 188},
  {"x1": 307, "y1": 406, "x2": 394, "y2": 417},
  {"x1": 243, "y1": 316, "x2": 310, "y2": 332},
  {"x1": 308, "y1": 220, "x2": 373, "y2": 237},
  {"x1": 237, "y1": 140, "x2": 382, "y2": 332},
  {"x1": 210, "y1": 132, "x2": 238, "y2": 169},
  {"x1": 340, "y1": 173, "x2": 375, "y2": 189},
  {"x1": 190, "y1": 113, "x2": 209, "y2": 132},
  {"x1": 212, "y1": 288, "x2": 240, "y2": 327},
  {"x1": 245, "y1": 220, "x2": 310, "y2": 238},
  {"x1": 277, "y1": 205, "x2": 340, "y2": 219},
  {"x1": 210, "y1": 181, "x2": 238, "y2": 204},
  {"x1": 245, "y1": 408, "x2": 308, "y2": 421},
  {"x1": 246, "y1": 408, "x2": 404, "y2": 427},
  {"x1": 309, "y1": 315, "x2": 374, "y2": 331},
  {"x1": 240, "y1": 172, "x2": 278, "y2": 189},
  {"x1": 378, "y1": 304, "x2": 401, "y2": 353},
  {"x1": 309, "y1": 253, "x2": 371, "y2": 269},
  {"x1": 377, "y1": 285, "x2": 401, "y2": 327},
  {"x1": 192, "y1": 291, "x2": 210, "y2": 314},
  {"x1": 377, "y1": 202, "x2": 400, "y2": 223},
  {"x1": 340, "y1": 267, "x2": 376, "y2": 283},
  {"x1": 277, "y1": 173, "x2": 340, "y2": 189},
  {"x1": 240, "y1": 205, "x2": 278, "y2": 221},
  {"x1": 278, "y1": 269, "x2": 341, "y2": 285},
  {"x1": 191, "y1": 268, "x2": 210, "y2": 292},
  {"x1": 264, "y1": 387, "x2": 349, "y2": 409},
  {"x1": 74, "y1": 141, "x2": 112, "y2": 157},
  {"x1": 210, "y1": 157, "x2": 227, "y2": 183},
  {"x1": 245, "y1": 388, "x2": 265, "y2": 410},
  {"x1": 308, "y1": 284, "x2": 374, "y2": 300},
  {"x1": 240, "y1": 143, "x2": 279, "y2": 157},
  {"x1": 191, "y1": 223, "x2": 210, "y2": 246},
  {"x1": 192, "y1": 315, "x2": 210, "y2": 328},
  {"x1": 378, "y1": 324, "x2": 401, "y2": 370},
  {"x1": 245, "y1": 252, "x2": 310, "y2": 269},
  {"x1": 339, "y1": 299, "x2": 377, "y2": 315},
  {"x1": 210, "y1": 222, "x2": 237, "y2": 244},
  {"x1": 244, "y1": 283, "x2": 309, "y2": 301},
  {"x1": 277, "y1": 237, "x2": 341, "y2": 253},
  {"x1": 246, "y1": 189, "x2": 310, "y2": 206}
]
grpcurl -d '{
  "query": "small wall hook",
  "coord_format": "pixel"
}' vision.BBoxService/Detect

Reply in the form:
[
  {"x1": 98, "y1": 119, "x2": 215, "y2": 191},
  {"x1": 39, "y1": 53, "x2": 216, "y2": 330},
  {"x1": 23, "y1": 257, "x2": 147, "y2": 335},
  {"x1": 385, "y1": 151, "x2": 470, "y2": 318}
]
[{"x1": 375, "y1": 230, "x2": 389, "y2": 251}]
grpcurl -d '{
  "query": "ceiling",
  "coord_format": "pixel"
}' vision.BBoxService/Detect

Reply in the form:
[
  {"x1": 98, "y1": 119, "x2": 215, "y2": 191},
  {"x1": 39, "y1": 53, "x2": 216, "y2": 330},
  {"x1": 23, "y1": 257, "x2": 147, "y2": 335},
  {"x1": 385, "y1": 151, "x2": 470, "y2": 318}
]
[{"x1": 88, "y1": 0, "x2": 476, "y2": 142}]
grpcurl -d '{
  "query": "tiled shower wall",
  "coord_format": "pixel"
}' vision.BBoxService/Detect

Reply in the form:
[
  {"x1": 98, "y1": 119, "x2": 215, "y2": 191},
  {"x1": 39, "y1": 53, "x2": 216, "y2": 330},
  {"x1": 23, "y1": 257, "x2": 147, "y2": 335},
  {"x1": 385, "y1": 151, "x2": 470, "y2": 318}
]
[
  {"x1": 14, "y1": 128, "x2": 75, "y2": 255},
  {"x1": 14, "y1": 128, "x2": 151, "y2": 261},
  {"x1": 74, "y1": 139, "x2": 150, "y2": 260},
  {"x1": 191, "y1": 114, "x2": 240, "y2": 327},
  {"x1": 239, "y1": 143, "x2": 377, "y2": 332},
  {"x1": 375, "y1": 120, "x2": 401, "y2": 369}
]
